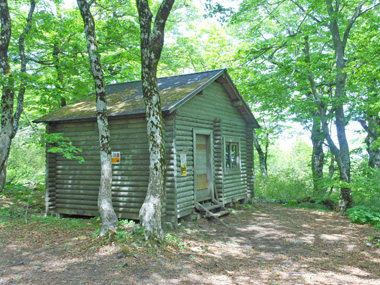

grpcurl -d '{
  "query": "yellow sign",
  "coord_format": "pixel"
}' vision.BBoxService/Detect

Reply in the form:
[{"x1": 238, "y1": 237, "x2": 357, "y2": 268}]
[
  {"x1": 180, "y1": 150, "x2": 188, "y2": 176},
  {"x1": 112, "y1": 152, "x2": 121, "y2": 164}
]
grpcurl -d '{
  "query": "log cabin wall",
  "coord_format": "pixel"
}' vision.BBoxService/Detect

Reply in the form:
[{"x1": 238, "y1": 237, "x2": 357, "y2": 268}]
[
  {"x1": 46, "y1": 116, "x2": 178, "y2": 221},
  {"x1": 174, "y1": 81, "x2": 251, "y2": 219}
]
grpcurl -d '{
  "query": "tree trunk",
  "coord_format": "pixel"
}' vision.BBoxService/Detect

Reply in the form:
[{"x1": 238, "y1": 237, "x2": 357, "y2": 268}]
[
  {"x1": 53, "y1": 42, "x2": 66, "y2": 107},
  {"x1": 52, "y1": 2, "x2": 67, "y2": 108},
  {"x1": 136, "y1": 0, "x2": 175, "y2": 242},
  {"x1": 360, "y1": 117, "x2": 380, "y2": 172},
  {"x1": 0, "y1": 159, "x2": 6, "y2": 192},
  {"x1": 330, "y1": 31, "x2": 352, "y2": 212},
  {"x1": 311, "y1": 113, "x2": 325, "y2": 197},
  {"x1": 304, "y1": 0, "x2": 359, "y2": 212},
  {"x1": 139, "y1": 71, "x2": 166, "y2": 241},
  {"x1": 0, "y1": 0, "x2": 14, "y2": 189},
  {"x1": 252, "y1": 130, "x2": 267, "y2": 176},
  {"x1": 0, "y1": 0, "x2": 35, "y2": 192},
  {"x1": 77, "y1": 0, "x2": 118, "y2": 236},
  {"x1": 367, "y1": 138, "x2": 380, "y2": 172}
]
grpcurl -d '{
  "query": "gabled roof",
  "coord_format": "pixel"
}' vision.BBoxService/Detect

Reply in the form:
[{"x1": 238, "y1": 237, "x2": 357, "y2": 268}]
[{"x1": 35, "y1": 69, "x2": 259, "y2": 127}]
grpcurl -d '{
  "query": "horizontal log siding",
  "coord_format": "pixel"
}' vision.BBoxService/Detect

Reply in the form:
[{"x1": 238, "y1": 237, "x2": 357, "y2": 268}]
[
  {"x1": 246, "y1": 125, "x2": 254, "y2": 200},
  {"x1": 46, "y1": 124, "x2": 57, "y2": 214},
  {"x1": 175, "y1": 82, "x2": 250, "y2": 217},
  {"x1": 50, "y1": 118, "x2": 150, "y2": 220},
  {"x1": 48, "y1": 116, "x2": 176, "y2": 221},
  {"x1": 213, "y1": 119, "x2": 224, "y2": 203},
  {"x1": 164, "y1": 115, "x2": 177, "y2": 223}
]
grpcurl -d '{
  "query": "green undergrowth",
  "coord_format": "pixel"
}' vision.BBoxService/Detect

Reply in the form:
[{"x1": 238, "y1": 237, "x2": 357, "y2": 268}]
[
  {"x1": 346, "y1": 206, "x2": 380, "y2": 229},
  {"x1": 97, "y1": 219, "x2": 185, "y2": 252},
  {"x1": 283, "y1": 199, "x2": 335, "y2": 212},
  {"x1": 346, "y1": 206, "x2": 380, "y2": 248},
  {"x1": 1, "y1": 186, "x2": 186, "y2": 256},
  {"x1": 1, "y1": 183, "x2": 45, "y2": 218}
]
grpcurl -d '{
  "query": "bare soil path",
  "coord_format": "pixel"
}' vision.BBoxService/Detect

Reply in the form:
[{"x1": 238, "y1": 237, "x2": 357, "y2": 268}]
[{"x1": 1, "y1": 203, "x2": 380, "y2": 284}]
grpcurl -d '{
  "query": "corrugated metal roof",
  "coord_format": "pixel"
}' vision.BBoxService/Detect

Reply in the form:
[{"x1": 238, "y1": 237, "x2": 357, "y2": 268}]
[{"x1": 34, "y1": 69, "x2": 259, "y2": 127}]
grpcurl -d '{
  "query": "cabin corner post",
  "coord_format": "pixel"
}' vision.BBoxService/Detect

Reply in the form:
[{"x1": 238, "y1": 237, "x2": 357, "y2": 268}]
[
  {"x1": 246, "y1": 124, "x2": 255, "y2": 202},
  {"x1": 163, "y1": 114, "x2": 178, "y2": 225},
  {"x1": 213, "y1": 118, "x2": 225, "y2": 204},
  {"x1": 45, "y1": 124, "x2": 57, "y2": 216}
]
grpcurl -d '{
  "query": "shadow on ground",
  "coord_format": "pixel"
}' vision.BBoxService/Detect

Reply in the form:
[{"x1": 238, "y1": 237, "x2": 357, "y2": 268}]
[{"x1": 1, "y1": 204, "x2": 379, "y2": 284}]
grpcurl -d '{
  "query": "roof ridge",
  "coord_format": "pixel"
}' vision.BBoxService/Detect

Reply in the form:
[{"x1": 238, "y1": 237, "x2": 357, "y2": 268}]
[{"x1": 105, "y1": 69, "x2": 226, "y2": 88}]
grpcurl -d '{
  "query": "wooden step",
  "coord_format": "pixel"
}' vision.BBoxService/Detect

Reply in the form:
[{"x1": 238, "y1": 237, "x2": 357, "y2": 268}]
[
  {"x1": 212, "y1": 210, "x2": 230, "y2": 218},
  {"x1": 201, "y1": 204, "x2": 222, "y2": 211},
  {"x1": 195, "y1": 202, "x2": 231, "y2": 226}
]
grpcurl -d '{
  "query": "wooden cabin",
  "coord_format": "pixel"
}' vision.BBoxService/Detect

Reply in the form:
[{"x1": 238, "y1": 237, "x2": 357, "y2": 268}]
[{"x1": 35, "y1": 69, "x2": 259, "y2": 224}]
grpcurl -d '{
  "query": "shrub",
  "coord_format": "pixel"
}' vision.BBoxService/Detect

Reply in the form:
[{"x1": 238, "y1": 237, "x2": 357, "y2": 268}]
[{"x1": 346, "y1": 206, "x2": 380, "y2": 229}]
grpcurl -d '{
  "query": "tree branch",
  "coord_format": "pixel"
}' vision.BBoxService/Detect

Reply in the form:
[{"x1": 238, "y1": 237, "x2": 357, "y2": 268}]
[
  {"x1": 342, "y1": 2, "x2": 364, "y2": 48},
  {"x1": 13, "y1": 0, "x2": 36, "y2": 136},
  {"x1": 290, "y1": 0, "x2": 322, "y2": 23},
  {"x1": 151, "y1": 0, "x2": 175, "y2": 66},
  {"x1": 97, "y1": 40, "x2": 140, "y2": 58},
  {"x1": 359, "y1": 119, "x2": 378, "y2": 140},
  {"x1": 303, "y1": 35, "x2": 340, "y2": 156}
]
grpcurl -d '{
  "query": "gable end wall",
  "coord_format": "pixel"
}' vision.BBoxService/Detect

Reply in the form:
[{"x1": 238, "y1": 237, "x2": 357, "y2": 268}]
[{"x1": 174, "y1": 82, "x2": 251, "y2": 218}]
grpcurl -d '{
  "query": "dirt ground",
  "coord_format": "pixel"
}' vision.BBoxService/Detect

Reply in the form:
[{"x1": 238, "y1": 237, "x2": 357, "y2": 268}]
[{"x1": 1, "y1": 203, "x2": 380, "y2": 284}]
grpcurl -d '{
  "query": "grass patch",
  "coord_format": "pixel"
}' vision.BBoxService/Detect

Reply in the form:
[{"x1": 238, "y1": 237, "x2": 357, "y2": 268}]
[{"x1": 1, "y1": 186, "x2": 189, "y2": 258}]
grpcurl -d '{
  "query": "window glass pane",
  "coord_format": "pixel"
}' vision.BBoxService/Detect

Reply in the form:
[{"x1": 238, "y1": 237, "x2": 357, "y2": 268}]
[
  {"x1": 225, "y1": 143, "x2": 230, "y2": 168},
  {"x1": 231, "y1": 144, "x2": 237, "y2": 168}
]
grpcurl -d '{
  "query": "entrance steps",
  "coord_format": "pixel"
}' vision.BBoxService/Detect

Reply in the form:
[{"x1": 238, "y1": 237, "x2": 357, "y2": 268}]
[{"x1": 195, "y1": 200, "x2": 232, "y2": 226}]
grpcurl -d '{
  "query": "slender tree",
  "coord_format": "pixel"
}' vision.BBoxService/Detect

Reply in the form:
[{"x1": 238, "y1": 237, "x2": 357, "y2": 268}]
[
  {"x1": 77, "y1": 0, "x2": 118, "y2": 236},
  {"x1": 0, "y1": 0, "x2": 35, "y2": 192},
  {"x1": 136, "y1": 0, "x2": 175, "y2": 241}
]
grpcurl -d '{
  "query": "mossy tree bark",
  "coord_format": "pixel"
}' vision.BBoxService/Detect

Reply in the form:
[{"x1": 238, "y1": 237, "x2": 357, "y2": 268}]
[
  {"x1": 136, "y1": 0, "x2": 175, "y2": 242},
  {"x1": 77, "y1": 0, "x2": 118, "y2": 236},
  {"x1": 0, "y1": 0, "x2": 35, "y2": 192},
  {"x1": 311, "y1": 112, "x2": 325, "y2": 197}
]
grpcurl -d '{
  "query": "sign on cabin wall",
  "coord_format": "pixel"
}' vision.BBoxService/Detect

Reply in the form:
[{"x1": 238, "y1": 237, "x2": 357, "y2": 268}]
[
  {"x1": 180, "y1": 150, "x2": 188, "y2": 176},
  {"x1": 112, "y1": 152, "x2": 121, "y2": 164}
]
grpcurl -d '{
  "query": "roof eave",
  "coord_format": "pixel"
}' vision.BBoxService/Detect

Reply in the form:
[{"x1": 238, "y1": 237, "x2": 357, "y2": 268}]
[{"x1": 33, "y1": 109, "x2": 173, "y2": 124}]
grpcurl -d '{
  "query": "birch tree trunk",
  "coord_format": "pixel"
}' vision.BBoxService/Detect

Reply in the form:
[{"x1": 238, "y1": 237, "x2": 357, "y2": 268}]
[
  {"x1": 0, "y1": 0, "x2": 35, "y2": 192},
  {"x1": 136, "y1": 0, "x2": 175, "y2": 242},
  {"x1": 77, "y1": 0, "x2": 118, "y2": 236}
]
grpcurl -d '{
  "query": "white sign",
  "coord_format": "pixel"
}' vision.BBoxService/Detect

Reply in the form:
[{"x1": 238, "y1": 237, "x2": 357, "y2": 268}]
[{"x1": 112, "y1": 152, "x2": 121, "y2": 164}]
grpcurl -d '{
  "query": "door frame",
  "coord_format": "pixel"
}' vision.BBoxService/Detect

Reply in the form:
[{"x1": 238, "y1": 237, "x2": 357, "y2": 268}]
[{"x1": 193, "y1": 129, "x2": 214, "y2": 203}]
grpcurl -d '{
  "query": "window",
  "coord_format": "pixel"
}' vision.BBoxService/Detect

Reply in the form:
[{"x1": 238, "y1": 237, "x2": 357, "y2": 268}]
[{"x1": 225, "y1": 142, "x2": 239, "y2": 169}]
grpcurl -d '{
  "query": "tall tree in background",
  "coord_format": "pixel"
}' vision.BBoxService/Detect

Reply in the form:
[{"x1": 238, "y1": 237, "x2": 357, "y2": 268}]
[
  {"x1": 350, "y1": 12, "x2": 380, "y2": 173},
  {"x1": 77, "y1": 0, "x2": 118, "y2": 236},
  {"x1": 231, "y1": 0, "x2": 380, "y2": 212},
  {"x1": 136, "y1": 0, "x2": 175, "y2": 241},
  {"x1": 0, "y1": 0, "x2": 35, "y2": 191},
  {"x1": 304, "y1": 1, "x2": 379, "y2": 212}
]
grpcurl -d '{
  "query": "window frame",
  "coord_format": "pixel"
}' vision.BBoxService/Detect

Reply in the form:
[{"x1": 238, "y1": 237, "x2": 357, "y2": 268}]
[{"x1": 224, "y1": 137, "x2": 241, "y2": 173}]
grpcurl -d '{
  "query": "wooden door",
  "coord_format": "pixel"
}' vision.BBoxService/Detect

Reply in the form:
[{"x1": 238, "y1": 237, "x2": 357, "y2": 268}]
[{"x1": 195, "y1": 134, "x2": 212, "y2": 201}]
